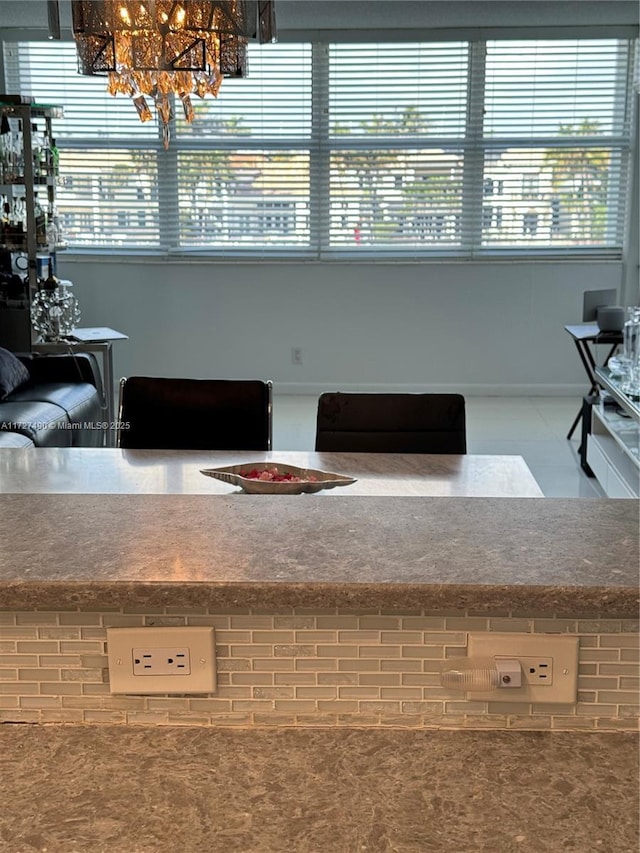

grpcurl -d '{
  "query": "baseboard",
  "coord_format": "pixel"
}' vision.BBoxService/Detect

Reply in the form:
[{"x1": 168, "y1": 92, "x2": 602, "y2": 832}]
[{"x1": 271, "y1": 382, "x2": 586, "y2": 397}]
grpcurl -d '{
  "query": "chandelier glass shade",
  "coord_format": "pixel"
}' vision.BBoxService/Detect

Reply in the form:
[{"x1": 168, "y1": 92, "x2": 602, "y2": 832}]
[{"x1": 71, "y1": 1, "x2": 276, "y2": 146}]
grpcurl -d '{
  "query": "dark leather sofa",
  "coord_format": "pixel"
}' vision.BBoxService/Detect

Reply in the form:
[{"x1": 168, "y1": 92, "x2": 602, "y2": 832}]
[{"x1": 0, "y1": 352, "x2": 104, "y2": 448}]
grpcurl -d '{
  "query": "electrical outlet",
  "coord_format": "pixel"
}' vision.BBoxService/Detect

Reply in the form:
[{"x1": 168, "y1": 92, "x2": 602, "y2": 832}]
[
  {"x1": 292, "y1": 346, "x2": 303, "y2": 365},
  {"x1": 107, "y1": 627, "x2": 216, "y2": 695},
  {"x1": 519, "y1": 656, "x2": 553, "y2": 685},
  {"x1": 466, "y1": 633, "x2": 578, "y2": 704},
  {"x1": 132, "y1": 646, "x2": 191, "y2": 676}
]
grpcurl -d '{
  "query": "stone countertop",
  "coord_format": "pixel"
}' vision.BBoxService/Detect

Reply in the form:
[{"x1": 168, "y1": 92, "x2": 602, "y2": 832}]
[
  {"x1": 0, "y1": 449, "x2": 544, "y2": 497},
  {"x1": 1, "y1": 726, "x2": 637, "y2": 853},
  {"x1": 0, "y1": 494, "x2": 637, "y2": 615}
]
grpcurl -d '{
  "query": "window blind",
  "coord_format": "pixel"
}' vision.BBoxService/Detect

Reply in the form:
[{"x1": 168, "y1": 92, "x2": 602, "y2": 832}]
[
  {"x1": 476, "y1": 40, "x2": 633, "y2": 252},
  {"x1": 325, "y1": 42, "x2": 469, "y2": 255},
  {"x1": 2, "y1": 36, "x2": 635, "y2": 258}
]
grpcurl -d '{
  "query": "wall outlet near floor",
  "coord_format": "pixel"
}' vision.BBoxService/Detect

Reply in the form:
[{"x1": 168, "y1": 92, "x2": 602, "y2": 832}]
[
  {"x1": 291, "y1": 346, "x2": 303, "y2": 365},
  {"x1": 466, "y1": 632, "x2": 578, "y2": 704},
  {"x1": 107, "y1": 627, "x2": 216, "y2": 695}
]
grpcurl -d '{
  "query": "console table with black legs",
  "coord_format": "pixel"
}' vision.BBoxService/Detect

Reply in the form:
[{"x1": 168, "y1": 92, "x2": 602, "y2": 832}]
[{"x1": 564, "y1": 324, "x2": 622, "y2": 442}]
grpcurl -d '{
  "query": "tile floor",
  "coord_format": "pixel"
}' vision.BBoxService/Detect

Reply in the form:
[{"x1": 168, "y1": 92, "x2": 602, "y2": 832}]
[{"x1": 272, "y1": 394, "x2": 604, "y2": 498}]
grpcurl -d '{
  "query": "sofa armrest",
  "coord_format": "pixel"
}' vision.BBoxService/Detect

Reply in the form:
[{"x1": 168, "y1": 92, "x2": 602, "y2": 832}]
[{"x1": 19, "y1": 352, "x2": 103, "y2": 395}]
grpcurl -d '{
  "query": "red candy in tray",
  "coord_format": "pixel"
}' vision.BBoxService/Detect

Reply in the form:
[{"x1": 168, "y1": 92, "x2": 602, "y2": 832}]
[{"x1": 240, "y1": 467, "x2": 318, "y2": 483}]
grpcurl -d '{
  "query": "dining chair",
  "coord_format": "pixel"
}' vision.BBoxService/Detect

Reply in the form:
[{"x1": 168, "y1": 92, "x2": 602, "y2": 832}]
[
  {"x1": 117, "y1": 376, "x2": 273, "y2": 450},
  {"x1": 314, "y1": 392, "x2": 467, "y2": 453}
]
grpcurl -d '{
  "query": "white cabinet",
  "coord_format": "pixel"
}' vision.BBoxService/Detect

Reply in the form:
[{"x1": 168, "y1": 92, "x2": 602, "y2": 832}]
[{"x1": 587, "y1": 369, "x2": 640, "y2": 498}]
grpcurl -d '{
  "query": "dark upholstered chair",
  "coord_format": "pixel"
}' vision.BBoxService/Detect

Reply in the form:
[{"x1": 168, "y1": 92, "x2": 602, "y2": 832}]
[
  {"x1": 117, "y1": 376, "x2": 273, "y2": 450},
  {"x1": 314, "y1": 392, "x2": 466, "y2": 454}
]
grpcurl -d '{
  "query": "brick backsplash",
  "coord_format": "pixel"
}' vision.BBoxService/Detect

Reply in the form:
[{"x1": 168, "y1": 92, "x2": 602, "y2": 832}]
[{"x1": 0, "y1": 609, "x2": 637, "y2": 731}]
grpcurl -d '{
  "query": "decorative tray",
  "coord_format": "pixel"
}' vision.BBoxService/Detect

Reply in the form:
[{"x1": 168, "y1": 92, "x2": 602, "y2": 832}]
[{"x1": 200, "y1": 463, "x2": 357, "y2": 495}]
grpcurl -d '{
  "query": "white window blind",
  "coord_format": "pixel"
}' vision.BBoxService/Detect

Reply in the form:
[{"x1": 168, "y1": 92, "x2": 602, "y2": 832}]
[
  {"x1": 325, "y1": 42, "x2": 468, "y2": 254},
  {"x1": 478, "y1": 40, "x2": 633, "y2": 252},
  {"x1": 2, "y1": 37, "x2": 635, "y2": 258}
]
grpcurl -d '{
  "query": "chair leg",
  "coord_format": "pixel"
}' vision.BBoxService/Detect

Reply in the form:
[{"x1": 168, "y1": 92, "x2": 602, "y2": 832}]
[
  {"x1": 116, "y1": 377, "x2": 127, "y2": 448},
  {"x1": 266, "y1": 380, "x2": 273, "y2": 451}
]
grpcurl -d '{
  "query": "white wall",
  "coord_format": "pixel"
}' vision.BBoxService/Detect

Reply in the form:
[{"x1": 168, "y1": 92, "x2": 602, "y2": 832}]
[{"x1": 58, "y1": 257, "x2": 624, "y2": 394}]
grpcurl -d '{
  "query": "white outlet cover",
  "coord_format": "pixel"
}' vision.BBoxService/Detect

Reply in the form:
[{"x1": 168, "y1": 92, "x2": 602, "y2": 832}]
[
  {"x1": 466, "y1": 632, "x2": 579, "y2": 704},
  {"x1": 107, "y1": 626, "x2": 216, "y2": 695}
]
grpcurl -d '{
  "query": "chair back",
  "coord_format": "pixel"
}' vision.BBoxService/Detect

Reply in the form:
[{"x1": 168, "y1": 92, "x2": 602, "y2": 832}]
[
  {"x1": 118, "y1": 376, "x2": 272, "y2": 450},
  {"x1": 315, "y1": 392, "x2": 466, "y2": 453}
]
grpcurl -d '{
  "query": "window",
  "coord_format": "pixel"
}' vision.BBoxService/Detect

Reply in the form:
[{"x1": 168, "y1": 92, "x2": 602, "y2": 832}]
[{"x1": 2, "y1": 36, "x2": 635, "y2": 259}]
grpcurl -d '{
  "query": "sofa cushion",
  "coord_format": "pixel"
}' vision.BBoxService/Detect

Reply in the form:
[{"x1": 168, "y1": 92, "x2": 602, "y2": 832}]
[
  {"x1": 0, "y1": 400, "x2": 72, "y2": 447},
  {"x1": 8, "y1": 382, "x2": 103, "y2": 447},
  {"x1": 9, "y1": 382, "x2": 100, "y2": 421},
  {"x1": 0, "y1": 347, "x2": 30, "y2": 400},
  {"x1": 9, "y1": 382, "x2": 103, "y2": 447}
]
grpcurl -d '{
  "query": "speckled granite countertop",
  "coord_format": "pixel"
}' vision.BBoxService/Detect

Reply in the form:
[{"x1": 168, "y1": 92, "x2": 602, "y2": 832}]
[
  {"x1": 0, "y1": 494, "x2": 637, "y2": 615},
  {"x1": 1, "y1": 726, "x2": 637, "y2": 853}
]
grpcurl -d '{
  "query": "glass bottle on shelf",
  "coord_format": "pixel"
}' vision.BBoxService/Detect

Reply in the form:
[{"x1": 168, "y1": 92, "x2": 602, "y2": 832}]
[
  {"x1": 40, "y1": 124, "x2": 51, "y2": 178},
  {"x1": 623, "y1": 307, "x2": 640, "y2": 362},
  {"x1": 50, "y1": 137, "x2": 59, "y2": 180},
  {"x1": 622, "y1": 307, "x2": 640, "y2": 396},
  {"x1": 1, "y1": 117, "x2": 24, "y2": 182},
  {"x1": 0, "y1": 195, "x2": 8, "y2": 242},
  {"x1": 31, "y1": 122, "x2": 43, "y2": 178},
  {"x1": 45, "y1": 200, "x2": 62, "y2": 247},
  {"x1": 34, "y1": 192, "x2": 47, "y2": 246},
  {"x1": 0, "y1": 116, "x2": 10, "y2": 183},
  {"x1": 43, "y1": 256, "x2": 58, "y2": 290}
]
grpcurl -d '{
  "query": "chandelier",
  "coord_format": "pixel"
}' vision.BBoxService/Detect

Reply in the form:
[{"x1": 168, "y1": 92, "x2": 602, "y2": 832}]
[{"x1": 71, "y1": 1, "x2": 276, "y2": 147}]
